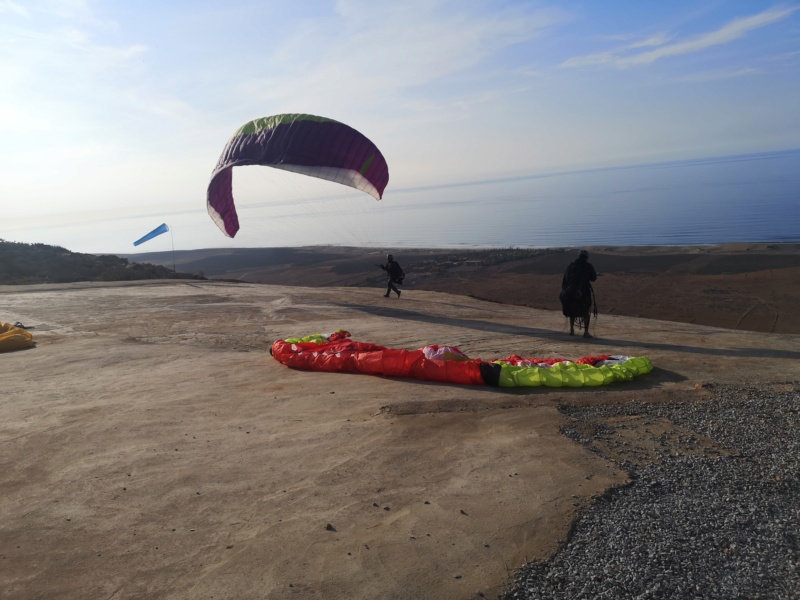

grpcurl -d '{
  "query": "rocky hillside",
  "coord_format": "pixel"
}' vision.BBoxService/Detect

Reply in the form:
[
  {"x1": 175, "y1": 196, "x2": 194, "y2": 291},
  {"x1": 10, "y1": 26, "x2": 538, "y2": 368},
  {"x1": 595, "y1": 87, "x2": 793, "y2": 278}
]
[{"x1": 0, "y1": 240, "x2": 203, "y2": 285}]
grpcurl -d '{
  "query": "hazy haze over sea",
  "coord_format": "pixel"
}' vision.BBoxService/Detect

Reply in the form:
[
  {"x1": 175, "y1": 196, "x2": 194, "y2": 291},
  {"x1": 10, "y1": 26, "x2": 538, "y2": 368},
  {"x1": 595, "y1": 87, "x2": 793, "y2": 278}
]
[
  {"x1": 9, "y1": 150, "x2": 798, "y2": 253},
  {"x1": 228, "y1": 149, "x2": 800, "y2": 250}
]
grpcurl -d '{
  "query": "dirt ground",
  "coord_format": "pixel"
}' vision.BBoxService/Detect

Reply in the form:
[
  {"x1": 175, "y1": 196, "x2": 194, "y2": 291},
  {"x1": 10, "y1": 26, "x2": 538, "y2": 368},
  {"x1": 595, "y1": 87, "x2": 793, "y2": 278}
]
[
  {"x1": 418, "y1": 244, "x2": 800, "y2": 335},
  {"x1": 144, "y1": 242, "x2": 800, "y2": 335},
  {"x1": 1, "y1": 279, "x2": 799, "y2": 599}
]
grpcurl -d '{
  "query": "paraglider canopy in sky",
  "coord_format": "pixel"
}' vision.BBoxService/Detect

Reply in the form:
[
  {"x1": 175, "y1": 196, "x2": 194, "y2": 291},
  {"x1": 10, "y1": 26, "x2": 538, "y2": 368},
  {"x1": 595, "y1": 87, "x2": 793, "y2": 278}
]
[
  {"x1": 133, "y1": 223, "x2": 169, "y2": 247},
  {"x1": 207, "y1": 114, "x2": 390, "y2": 238}
]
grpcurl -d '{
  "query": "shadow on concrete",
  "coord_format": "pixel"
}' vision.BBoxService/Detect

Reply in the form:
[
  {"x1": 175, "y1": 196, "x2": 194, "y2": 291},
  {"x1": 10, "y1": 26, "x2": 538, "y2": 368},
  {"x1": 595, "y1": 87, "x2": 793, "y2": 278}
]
[
  {"x1": 343, "y1": 304, "x2": 561, "y2": 338},
  {"x1": 343, "y1": 304, "x2": 800, "y2": 361}
]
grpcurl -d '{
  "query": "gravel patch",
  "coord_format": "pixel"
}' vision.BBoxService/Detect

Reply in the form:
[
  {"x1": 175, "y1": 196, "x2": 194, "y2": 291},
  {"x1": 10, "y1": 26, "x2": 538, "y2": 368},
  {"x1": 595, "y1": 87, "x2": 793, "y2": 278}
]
[{"x1": 501, "y1": 384, "x2": 799, "y2": 600}]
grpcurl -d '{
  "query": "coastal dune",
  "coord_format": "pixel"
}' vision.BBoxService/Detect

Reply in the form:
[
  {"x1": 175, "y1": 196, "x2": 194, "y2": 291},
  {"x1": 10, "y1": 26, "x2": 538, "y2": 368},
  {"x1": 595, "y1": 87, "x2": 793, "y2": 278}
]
[{"x1": 1, "y1": 279, "x2": 798, "y2": 599}]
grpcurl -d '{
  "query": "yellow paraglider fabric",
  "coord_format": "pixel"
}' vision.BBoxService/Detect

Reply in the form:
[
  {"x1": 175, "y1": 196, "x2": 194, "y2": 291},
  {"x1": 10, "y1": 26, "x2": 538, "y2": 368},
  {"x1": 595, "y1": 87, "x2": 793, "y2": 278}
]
[{"x1": 0, "y1": 322, "x2": 34, "y2": 353}]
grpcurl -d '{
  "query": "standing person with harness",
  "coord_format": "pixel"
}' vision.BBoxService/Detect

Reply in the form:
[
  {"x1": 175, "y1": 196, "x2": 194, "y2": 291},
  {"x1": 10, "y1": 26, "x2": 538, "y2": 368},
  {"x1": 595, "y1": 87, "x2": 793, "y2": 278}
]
[
  {"x1": 378, "y1": 254, "x2": 403, "y2": 298},
  {"x1": 560, "y1": 250, "x2": 597, "y2": 338}
]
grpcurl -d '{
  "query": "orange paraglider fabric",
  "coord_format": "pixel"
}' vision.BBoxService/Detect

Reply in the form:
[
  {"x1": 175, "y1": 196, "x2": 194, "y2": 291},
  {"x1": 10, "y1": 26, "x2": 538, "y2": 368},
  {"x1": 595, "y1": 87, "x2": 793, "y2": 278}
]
[{"x1": 0, "y1": 322, "x2": 34, "y2": 353}]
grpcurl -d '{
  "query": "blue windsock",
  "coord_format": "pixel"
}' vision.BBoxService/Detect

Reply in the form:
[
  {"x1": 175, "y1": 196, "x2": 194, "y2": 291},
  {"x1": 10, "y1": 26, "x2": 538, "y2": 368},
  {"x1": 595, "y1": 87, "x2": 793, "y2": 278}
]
[{"x1": 133, "y1": 223, "x2": 169, "y2": 247}]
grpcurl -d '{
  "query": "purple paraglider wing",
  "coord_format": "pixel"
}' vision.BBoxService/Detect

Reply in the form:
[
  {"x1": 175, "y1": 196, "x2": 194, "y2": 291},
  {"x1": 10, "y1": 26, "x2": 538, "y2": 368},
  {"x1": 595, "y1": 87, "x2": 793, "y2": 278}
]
[{"x1": 207, "y1": 114, "x2": 390, "y2": 238}]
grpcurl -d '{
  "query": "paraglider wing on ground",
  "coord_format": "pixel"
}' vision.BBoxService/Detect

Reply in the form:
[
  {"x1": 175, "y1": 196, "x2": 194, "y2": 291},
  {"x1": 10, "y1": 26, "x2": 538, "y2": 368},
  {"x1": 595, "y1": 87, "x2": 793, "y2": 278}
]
[
  {"x1": 0, "y1": 322, "x2": 34, "y2": 352},
  {"x1": 271, "y1": 331, "x2": 653, "y2": 388}
]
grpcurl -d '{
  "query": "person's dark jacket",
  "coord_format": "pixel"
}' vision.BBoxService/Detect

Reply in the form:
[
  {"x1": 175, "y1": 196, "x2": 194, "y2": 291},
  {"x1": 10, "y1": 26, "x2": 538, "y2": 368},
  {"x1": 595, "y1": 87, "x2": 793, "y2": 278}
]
[
  {"x1": 560, "y1": 258, "x2": 596, "y2": 316},
  {"x1": 383, "y1": 259, "x2": 404, "y2": 284}
]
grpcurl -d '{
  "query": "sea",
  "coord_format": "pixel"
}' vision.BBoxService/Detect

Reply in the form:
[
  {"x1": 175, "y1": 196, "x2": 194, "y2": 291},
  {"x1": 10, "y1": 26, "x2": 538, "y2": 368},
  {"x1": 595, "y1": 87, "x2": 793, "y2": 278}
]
[{"x1": 230, "y1": 148, "x2": 800, "y2": 250}]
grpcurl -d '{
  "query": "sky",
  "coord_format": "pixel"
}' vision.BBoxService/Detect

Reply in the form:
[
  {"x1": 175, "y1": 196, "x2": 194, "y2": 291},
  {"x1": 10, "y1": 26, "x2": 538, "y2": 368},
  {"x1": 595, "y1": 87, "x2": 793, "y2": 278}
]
[{"x1": 1, "y1": 0, "x2": 799, "y2": 254}]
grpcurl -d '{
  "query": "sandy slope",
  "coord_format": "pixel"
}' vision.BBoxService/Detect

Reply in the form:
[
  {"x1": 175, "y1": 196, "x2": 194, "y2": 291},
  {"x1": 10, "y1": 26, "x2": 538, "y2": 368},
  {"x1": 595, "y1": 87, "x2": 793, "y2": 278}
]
[{"x1": 1, "y1": 281, "x2": 798, "y2": 599}]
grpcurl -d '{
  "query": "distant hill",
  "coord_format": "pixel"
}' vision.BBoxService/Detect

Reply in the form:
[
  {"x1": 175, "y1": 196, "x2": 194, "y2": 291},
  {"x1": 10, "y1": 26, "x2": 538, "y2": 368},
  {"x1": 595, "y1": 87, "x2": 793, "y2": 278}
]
[
  {"x1": 0, "y1": 240, "x2": 204, "y2": 285},
  {"x1": 119, "y1": 246, "x2": 557, "y2": 286},
  {"x1": 122, "y1": 243, "x2": 800, "y2": 334},
  {"x1": 5, "y1": 240, "x2": 798, "y2": 332}
]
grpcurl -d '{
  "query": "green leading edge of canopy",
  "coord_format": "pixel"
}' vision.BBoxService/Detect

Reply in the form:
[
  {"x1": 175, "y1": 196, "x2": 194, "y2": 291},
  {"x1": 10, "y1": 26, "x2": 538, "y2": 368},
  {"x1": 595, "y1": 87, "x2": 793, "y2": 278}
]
[{"x1": 232, "y1": 114, "x2": 335, "y2": 137}]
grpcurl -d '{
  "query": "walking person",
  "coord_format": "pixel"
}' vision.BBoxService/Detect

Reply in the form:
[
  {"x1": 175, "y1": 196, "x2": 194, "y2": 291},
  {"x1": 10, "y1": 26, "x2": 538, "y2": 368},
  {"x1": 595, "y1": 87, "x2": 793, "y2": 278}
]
[
  {"x1": 559, "y1": 250, "x2": 597, "y2": 338},
  {"x1": 378, "y1": 254, "x2": 404, "y2": 298}
]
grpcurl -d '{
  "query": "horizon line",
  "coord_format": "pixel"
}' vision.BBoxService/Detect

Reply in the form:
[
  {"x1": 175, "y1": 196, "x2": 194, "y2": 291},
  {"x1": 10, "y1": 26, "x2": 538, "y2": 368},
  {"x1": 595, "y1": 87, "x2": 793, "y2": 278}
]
[{"x1": 390, "y1": 147, "x2": 800, "y2": 196}]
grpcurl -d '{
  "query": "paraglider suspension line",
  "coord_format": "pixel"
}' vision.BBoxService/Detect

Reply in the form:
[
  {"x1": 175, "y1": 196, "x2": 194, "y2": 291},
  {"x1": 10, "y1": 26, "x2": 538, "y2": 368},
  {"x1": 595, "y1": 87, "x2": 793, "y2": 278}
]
[{"x1": 170, "y1": 227, "x2": 176, "y2": 273}]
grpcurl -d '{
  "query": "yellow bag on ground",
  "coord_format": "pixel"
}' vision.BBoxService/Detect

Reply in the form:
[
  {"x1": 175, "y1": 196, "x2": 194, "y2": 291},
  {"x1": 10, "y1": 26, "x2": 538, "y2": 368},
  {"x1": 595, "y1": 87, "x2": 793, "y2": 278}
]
[{"x1": 0, "y1": 322, "x2": 34, "y2": 352}]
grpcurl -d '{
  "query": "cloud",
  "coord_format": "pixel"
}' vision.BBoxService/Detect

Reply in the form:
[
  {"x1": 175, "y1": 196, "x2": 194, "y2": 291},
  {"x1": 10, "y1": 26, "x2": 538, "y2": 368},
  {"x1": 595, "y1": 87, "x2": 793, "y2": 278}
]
[
  {"x1": 677, "y1": 67, "x2": 760, "y2": 83},
  {"x1": 0, "y1": 105, "x2": 52, "y2": 131},
  {"x1": 30, "y1": 27, "x2": 147, "y2": 68},
  {"x1": 561, "y1": 5, "x2": 799, "y2": 69},
  {"x1": 234, "y1": 1, "x2": 569, "y2": 120},
  {"x1": 626, "y1": 33, "x2": 672, "y2": 49},
  {"x1": 0, "y1": 0, "x2": 27, "y2": 16},
  {"x1": 0, "y1": 4, "x2": 174, "y2": 139}
]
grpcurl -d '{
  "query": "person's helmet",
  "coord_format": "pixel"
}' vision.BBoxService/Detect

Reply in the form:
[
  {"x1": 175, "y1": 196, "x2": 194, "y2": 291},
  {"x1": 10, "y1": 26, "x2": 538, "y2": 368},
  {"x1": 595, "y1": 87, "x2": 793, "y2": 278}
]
[
  {"x1": 579, "y1": 250, "x2": 589, "y2": 259},
  {"x1": 387, "y1": 254, "x2": 393, "y2": 260}
]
